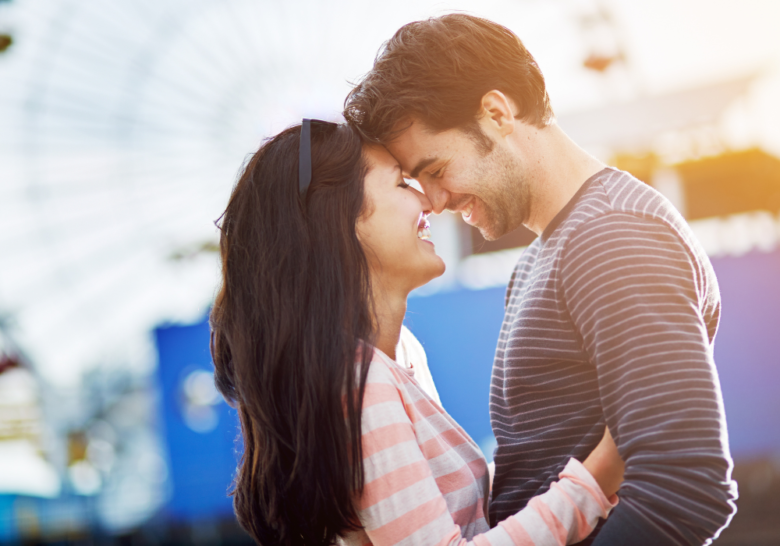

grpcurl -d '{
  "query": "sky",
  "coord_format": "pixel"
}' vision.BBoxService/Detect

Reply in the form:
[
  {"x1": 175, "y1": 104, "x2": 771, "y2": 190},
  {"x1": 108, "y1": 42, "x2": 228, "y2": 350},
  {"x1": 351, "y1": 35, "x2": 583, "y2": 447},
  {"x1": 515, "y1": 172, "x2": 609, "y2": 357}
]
[{"x1": 0, "y1": 0, "x2": 779, "y2": 384}]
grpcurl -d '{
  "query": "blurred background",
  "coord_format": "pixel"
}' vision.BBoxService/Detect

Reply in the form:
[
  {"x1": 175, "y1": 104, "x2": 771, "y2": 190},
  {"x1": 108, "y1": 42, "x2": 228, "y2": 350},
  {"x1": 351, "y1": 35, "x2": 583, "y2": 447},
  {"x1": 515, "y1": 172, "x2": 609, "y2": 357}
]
[{"x1": 0, "y1": 0, "x2": 779, "y2": 544}]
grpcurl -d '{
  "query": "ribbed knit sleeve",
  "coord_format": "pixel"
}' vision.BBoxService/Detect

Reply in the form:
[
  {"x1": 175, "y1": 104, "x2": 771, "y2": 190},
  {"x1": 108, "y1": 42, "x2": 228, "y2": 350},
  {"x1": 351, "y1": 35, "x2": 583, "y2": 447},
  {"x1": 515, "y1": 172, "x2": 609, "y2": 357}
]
[
  {"x1": 560, "y1": 213, "x2": 738, "y2": 545},
  {"x1": 345, "y1": 357, "x2": 616, "y2": 546}
]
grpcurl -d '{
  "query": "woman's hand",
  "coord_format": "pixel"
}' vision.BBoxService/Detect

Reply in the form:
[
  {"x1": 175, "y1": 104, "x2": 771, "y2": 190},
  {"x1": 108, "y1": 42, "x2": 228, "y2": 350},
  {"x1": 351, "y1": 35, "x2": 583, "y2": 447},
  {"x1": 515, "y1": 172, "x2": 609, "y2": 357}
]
[{"x1": 582, "y1": 426, "x2": 624, "y2": 498}]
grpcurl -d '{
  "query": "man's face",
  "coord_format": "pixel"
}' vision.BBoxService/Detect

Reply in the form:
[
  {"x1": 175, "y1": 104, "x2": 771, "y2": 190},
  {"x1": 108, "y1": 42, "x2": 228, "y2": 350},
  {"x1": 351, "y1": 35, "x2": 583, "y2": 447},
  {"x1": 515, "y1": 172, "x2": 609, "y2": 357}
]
[{"x1": 385, "y1": 120, "x2": 530, "y2": 241}]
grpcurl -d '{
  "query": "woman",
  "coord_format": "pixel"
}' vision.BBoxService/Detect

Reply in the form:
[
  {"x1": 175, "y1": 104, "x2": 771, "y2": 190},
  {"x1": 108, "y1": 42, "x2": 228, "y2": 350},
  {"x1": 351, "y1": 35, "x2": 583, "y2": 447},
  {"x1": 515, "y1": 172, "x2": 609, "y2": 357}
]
[{"x1": 210, "y1": 120, "x2": 623, "y2": 546}]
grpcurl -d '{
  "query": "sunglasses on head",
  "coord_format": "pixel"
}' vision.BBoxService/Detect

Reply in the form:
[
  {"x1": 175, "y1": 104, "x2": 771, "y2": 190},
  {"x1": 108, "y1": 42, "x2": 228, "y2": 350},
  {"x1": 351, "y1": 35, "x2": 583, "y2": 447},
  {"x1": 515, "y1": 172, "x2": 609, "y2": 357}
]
[{"x1": 298, "y1": 118, "x2": 338, "y2": 197}]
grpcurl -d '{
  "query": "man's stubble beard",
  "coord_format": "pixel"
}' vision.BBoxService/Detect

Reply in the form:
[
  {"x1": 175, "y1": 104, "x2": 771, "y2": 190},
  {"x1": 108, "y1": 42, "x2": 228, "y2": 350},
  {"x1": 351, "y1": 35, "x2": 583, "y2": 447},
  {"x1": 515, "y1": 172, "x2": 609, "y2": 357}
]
[{"x1": 475, "y1": 144, "x2": 531, "y2": 242}]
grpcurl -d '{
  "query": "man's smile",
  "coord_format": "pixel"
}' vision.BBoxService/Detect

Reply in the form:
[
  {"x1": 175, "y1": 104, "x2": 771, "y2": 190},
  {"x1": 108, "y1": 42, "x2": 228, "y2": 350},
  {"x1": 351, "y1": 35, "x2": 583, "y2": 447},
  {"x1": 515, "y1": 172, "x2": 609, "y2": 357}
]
[{"x1": 448, "y1": 196, "x2": 476, "y2": 225}]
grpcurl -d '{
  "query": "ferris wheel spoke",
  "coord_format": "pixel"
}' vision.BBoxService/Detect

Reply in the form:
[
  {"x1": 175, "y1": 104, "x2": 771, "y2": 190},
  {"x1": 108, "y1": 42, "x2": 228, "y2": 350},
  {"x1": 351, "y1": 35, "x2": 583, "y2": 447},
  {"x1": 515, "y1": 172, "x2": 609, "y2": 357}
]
[
  {"x1": 35, "y1": 33, "x2": 232, "y2": 123},
  {"x1": 6, "y1": 192, "x2": 223, "y2": 298},
  {"x1": 126, "y1": 0, "x2": 261, "y2": 91},
  {"x1": 33, "y1": 12, "x2": 244, "y2": 124},
  {"x1": 7, "y1": 147, "x2": 233, "y2": 208},
  {"x1": 3, "y1": 145, "x2": 231, "y2": 236}
]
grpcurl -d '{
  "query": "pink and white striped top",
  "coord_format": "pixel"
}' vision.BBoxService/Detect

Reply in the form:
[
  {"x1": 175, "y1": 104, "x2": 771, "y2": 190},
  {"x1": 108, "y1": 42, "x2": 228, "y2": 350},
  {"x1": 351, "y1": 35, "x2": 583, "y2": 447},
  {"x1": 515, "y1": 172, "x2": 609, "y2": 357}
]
[{"x1": 339, "y1": 349, "x2": 617, "y2": 546}]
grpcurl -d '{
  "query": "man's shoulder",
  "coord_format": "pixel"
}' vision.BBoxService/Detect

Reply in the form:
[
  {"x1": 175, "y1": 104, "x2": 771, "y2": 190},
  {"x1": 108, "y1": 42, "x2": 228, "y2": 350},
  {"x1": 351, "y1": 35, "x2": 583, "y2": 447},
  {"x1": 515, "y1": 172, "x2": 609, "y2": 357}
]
[
  {"x1": 588, "y1": 170, "x2": 713, "y2": 267},
  {"x1": 598, "y1": 168, "x2": 684, "y2": 224},
  {"x1": 506, "y1": 169, "x2": 692, "y2": 292},
  {"x1": 558, "y1": 168, "x2": 698, "y2": 251},
  {"x1": 562, "y1": 168, "x2": 661, "y2": 228}
]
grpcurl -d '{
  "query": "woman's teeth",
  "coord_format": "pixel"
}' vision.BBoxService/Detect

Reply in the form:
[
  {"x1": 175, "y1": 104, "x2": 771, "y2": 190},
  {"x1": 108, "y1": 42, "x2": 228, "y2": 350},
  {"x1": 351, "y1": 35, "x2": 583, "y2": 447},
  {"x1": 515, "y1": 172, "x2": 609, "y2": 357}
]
[{"x1": 417, "y1": 213, "x2": 431, "y2": 240}]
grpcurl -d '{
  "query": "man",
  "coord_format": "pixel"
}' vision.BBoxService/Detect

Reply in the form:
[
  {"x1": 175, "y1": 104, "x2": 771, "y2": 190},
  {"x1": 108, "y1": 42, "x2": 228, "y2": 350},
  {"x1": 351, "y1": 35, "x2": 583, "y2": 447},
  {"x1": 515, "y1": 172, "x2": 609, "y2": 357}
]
[{"x1": 344, "y1": 14, "x2": 737, "y2": 545}]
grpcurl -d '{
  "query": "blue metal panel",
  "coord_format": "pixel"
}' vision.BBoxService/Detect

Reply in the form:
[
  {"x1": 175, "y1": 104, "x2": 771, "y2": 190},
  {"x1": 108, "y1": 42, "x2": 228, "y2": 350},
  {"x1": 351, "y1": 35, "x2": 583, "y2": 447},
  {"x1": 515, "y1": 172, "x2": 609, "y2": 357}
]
[
  {"x1": 710, "y1": 249, "x2": 780, "y2": 458},
  {"x1": 0, "y1": 495, "x2": 17, "y2": 543},
  {"x1": 154, "y1": 320, "x2": 239, "y2": 521}
]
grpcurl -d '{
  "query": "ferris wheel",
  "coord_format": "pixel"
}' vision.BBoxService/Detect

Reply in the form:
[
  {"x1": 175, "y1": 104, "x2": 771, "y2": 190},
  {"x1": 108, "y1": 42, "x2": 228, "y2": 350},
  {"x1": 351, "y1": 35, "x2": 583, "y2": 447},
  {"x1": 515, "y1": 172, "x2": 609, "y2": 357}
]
[{"x1": 0, "y1": 0, "x2": 391, "y2": 385}]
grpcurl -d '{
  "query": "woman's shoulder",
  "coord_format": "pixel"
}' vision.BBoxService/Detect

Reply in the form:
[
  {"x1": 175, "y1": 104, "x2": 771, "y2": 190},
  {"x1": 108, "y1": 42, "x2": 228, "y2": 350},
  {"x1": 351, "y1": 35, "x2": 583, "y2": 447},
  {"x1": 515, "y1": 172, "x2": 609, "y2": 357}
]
[
  {"x1": 361, "y1": 348, "x2": 433, "y2": 415},
  {"x1": 364, "y1": 348, "x2": 406, "y2": 388}
]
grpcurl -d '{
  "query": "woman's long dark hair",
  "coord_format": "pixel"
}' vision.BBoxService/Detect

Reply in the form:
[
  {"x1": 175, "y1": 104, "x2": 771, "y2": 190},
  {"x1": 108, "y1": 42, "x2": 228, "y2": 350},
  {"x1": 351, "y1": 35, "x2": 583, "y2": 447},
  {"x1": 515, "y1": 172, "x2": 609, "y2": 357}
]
[{"x1": 210, "y1": 122, "x2": 374, "y2": 545}]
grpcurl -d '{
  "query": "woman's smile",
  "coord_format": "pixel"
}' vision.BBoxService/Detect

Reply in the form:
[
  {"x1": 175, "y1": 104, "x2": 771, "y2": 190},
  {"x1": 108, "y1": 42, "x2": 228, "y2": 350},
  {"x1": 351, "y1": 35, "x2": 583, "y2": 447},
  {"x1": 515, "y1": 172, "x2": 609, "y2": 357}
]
[
  {"x1": 417, "y1": 213, "x2": 432, "y2": 242},
  {"x1": 357, "y1": 144, "x2": 445, "y2": 293}
]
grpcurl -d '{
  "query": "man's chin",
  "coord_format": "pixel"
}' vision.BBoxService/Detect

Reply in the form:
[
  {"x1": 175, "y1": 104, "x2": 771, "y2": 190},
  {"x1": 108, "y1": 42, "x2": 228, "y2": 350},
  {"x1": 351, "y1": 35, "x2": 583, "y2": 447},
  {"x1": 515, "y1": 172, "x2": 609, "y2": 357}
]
[
  {"x1": 477, "y1": 223, "x2": 505, "y2": 242},
  {"x1": 476, "y1": 214, "x2": 525, "y2": 242}
]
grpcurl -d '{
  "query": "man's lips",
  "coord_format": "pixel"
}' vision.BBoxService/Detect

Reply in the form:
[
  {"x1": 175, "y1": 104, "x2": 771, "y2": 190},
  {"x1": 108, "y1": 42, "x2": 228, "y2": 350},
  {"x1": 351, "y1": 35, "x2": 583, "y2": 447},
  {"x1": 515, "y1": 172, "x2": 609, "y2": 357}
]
[
  {"x1": 458, "y1": 198, "x2": 476, "y2": 225},
  {"x1": 446, "y1": 195, "x2": 475, "y2": 218}
]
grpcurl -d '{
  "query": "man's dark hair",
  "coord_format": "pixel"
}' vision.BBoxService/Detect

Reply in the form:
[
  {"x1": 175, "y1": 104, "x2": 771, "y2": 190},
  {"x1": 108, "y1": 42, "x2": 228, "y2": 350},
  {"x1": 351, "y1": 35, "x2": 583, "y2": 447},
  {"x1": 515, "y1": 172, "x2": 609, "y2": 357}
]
[{"x1": 344, "y1": 13, "x2": 554, "y2": 145}]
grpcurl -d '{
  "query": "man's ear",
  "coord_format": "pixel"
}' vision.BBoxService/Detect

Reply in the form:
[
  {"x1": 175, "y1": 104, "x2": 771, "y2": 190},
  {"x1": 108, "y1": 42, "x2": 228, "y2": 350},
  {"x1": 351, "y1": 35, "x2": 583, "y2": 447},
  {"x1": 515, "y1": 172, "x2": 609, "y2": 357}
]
[{"x1": 478, "y1": 90, "x2": 517, "y2": 137}]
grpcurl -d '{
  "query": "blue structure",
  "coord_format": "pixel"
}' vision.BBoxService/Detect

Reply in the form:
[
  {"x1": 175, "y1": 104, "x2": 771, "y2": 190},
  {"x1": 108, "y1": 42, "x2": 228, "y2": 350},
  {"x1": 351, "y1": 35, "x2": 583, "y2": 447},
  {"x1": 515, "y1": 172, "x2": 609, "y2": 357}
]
[
  {"x1": 154, "y1": 320, "x2": 239, "y2": 521},
  {"x1": 709, "y1": 249, "x2": 780, "y2": 458},
  {"x1": 152, "y1": 248, "x2": 780, "y2": 522}
]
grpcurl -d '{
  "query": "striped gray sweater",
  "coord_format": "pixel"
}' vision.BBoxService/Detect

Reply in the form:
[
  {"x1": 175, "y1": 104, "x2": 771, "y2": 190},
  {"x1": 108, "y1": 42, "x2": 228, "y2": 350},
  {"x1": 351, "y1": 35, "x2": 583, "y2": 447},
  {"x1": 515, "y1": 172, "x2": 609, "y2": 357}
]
[{"x1": 489, "y1": 168, "x2": 738, "y2": 545}]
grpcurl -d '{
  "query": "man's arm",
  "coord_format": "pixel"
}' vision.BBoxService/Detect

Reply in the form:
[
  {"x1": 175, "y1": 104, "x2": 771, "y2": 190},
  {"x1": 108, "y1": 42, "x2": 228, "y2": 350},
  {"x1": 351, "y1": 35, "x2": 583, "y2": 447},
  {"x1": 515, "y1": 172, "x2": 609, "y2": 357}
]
[{"x1": 561, "y1": 213, "x2": 738, "y2": 545}]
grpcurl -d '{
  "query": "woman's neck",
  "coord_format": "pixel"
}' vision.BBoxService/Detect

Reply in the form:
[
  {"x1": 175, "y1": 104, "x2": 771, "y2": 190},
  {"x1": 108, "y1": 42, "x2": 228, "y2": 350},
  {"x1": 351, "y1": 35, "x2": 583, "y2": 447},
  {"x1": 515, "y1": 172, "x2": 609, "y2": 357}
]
[{"x1": 371, "y1": 281, "x2": 408, "y2": 361}]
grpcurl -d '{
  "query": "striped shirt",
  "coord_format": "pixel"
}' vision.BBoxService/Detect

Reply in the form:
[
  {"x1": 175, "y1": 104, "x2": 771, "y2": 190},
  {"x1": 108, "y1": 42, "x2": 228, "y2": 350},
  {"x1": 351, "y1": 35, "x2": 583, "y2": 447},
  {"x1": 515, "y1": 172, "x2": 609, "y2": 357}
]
[
  {"x1": 489, "y1": 168, "x2": 738, "y2": 545},
  {"x1": 340, "y1": 349, "x2": 617, "y2": 546}
]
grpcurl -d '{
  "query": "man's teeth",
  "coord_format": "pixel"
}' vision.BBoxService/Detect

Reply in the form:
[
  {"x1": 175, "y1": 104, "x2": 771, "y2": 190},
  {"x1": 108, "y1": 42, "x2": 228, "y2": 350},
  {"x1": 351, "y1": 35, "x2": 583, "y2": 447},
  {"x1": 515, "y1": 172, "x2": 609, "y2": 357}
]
[
  {"x1": 417, "y1": 227, "x2": 432, "y2": 240},
  {"x1": 463, "y1": 201, "x2": 474, "y2": 218}
]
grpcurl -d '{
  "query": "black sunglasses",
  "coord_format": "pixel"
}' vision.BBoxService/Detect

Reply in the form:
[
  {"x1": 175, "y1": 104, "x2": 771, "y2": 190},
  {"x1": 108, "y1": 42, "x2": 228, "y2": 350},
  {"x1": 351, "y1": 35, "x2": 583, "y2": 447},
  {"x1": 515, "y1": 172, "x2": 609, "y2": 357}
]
[{"x1": 298, "y1": 118, "x2": 338, "y2": 197}]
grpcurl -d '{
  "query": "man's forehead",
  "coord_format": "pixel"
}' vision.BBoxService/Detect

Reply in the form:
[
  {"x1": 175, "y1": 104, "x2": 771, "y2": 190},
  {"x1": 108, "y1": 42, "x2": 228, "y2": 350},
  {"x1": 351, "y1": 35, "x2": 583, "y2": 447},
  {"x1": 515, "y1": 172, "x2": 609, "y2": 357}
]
[
  {"x1": 388, "y1": 118, "x2": 439, "y2": 145},
  {"x1": 386, "y1": 121, "x2": 442, "y2": 175}
]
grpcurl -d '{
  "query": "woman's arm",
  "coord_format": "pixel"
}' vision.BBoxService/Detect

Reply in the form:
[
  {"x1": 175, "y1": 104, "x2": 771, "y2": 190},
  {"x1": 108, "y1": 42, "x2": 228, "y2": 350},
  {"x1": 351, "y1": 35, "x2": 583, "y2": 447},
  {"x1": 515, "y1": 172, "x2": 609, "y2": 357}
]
[
  {"x1": 582, "y1": 426, "x2": 624, "y2": 498},
  {"x1": 351, "y1": 362, "x2": 618, "y2": 546}
]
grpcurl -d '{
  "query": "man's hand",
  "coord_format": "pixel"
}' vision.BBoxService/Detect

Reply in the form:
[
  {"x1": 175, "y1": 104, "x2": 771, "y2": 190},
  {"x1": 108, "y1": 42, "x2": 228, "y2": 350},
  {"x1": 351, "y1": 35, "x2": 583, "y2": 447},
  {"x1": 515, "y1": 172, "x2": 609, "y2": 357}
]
[{"x1": 582, "y1": 427, "x2": 624, "y2": 498}]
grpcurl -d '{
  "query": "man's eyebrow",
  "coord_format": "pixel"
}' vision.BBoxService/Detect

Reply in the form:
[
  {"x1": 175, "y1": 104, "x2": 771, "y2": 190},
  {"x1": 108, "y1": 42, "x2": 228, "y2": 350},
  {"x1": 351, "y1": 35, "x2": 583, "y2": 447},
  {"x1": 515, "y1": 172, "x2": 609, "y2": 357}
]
[{"x1": 410, "y1": 158, "x2": 437, "y2": 179}]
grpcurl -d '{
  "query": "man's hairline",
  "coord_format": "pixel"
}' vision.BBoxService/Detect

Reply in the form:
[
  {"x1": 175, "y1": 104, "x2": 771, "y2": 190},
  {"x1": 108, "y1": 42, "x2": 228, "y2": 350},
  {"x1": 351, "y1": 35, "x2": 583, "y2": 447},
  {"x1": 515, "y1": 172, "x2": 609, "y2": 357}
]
[
  {"x1": 380, "y1": 107, "x2": 553, "y2": 178},
  {"x1": 383, "y1": 116, "x2": 486, "y2": 178},
  {"x1": 383, "y1": 108, "x2": 548, "y2": 147}
]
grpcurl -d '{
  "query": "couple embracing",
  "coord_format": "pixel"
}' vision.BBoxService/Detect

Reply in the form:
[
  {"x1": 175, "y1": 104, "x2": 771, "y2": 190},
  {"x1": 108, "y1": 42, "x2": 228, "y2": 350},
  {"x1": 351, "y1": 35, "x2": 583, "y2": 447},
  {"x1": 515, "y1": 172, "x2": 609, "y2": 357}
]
[{"x1": 210, "y1": 14, "x2": 737, "y2": 546}]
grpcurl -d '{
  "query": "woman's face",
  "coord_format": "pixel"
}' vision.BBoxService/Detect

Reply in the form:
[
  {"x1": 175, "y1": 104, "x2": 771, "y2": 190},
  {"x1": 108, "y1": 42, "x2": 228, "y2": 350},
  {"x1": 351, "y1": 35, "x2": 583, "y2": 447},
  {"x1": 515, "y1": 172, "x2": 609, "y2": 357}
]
[{"x1": 357, "y1": 144, "x2": 446, "y2": 294}]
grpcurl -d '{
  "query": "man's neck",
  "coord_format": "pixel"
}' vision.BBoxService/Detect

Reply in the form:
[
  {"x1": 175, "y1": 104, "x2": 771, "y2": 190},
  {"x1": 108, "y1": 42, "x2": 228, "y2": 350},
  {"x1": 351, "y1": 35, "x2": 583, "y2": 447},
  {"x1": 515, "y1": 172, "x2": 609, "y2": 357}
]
[
  {"x1": 522, "y1": 123, "x2": 606, "y2": 236},
  {"x1": 370, "y1": 280, "x2": 408, "y2": 361}
]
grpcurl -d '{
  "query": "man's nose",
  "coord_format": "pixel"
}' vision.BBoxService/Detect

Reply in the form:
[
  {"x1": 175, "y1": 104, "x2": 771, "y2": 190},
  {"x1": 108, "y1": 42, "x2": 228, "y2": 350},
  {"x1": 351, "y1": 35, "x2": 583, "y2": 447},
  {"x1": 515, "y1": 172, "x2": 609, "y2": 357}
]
[
  {"x1": 419, "y1": 181, "x2": 448, "y2": 215},
  {"x1": 413, "y1": 188, "x2": 433, "y2": 216}
]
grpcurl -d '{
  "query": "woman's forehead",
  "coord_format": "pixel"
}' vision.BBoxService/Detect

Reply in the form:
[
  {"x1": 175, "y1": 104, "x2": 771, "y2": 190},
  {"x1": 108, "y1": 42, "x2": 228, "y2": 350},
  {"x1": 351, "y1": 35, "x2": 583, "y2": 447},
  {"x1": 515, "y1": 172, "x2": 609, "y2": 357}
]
[{"x1": 363, "y1": 143, "x2": 401, "y2": 175}]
